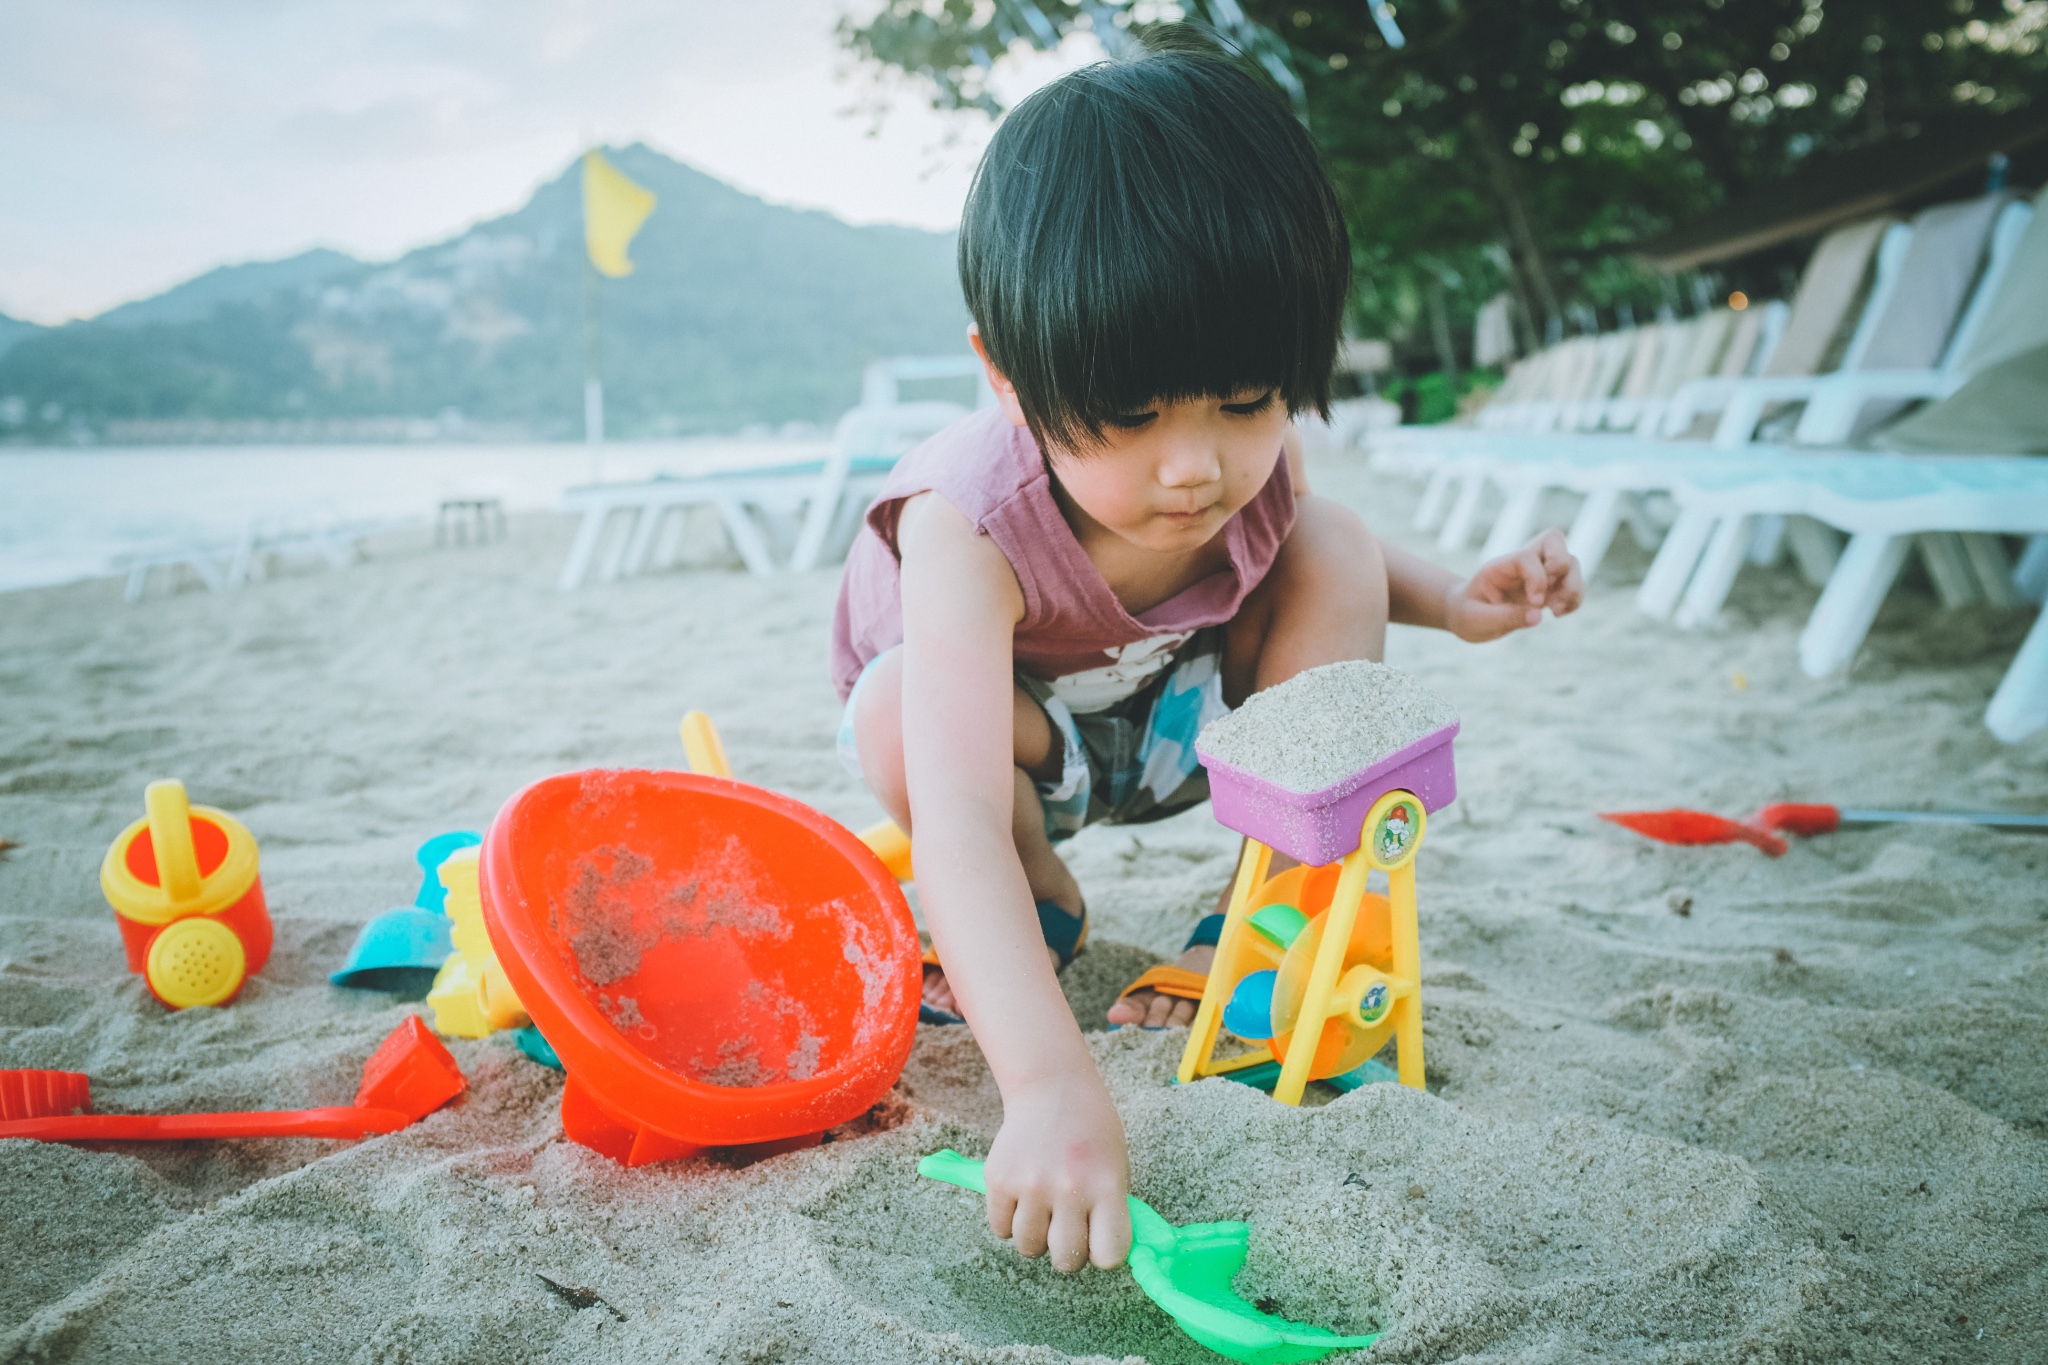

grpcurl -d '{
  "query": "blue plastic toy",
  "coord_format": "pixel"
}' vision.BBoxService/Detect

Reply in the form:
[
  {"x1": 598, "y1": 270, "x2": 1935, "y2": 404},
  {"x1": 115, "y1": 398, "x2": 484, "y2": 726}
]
[{"x1": 330, "y1": 832, "x2": 480, "y2": 993}]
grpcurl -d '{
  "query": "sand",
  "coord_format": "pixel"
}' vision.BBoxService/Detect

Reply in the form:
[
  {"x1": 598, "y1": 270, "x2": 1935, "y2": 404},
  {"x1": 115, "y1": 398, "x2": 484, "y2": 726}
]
[
  {"x1": 3, "y1": 458, "x2": 2046, "y2": 1362},
  {"x1": 1197, "y1": 660, "x2": 1459, "y2": 793}
]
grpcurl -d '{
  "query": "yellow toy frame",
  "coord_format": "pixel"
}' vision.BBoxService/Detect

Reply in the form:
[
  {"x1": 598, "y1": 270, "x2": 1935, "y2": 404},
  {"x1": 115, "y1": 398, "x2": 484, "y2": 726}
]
[{"x1": 1176, "y1": 790, "x2": 1427, "y2": 1105}]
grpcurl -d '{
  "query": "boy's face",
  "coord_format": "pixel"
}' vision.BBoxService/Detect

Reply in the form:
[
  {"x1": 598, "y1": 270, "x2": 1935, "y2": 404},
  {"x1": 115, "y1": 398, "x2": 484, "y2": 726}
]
[
  {"x1": 1044, "y1": 391, "x2": 1288, "y2": 554},
  {"x1": 972, "y1": 327, "x2": 1288, "y2": 556}
]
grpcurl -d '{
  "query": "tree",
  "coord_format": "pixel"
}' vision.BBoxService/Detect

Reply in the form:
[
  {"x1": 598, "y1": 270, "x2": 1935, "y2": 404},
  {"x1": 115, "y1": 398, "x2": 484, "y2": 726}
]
[{"x1": 842, "y1": 0, "x2": 2046, "y2": 363}]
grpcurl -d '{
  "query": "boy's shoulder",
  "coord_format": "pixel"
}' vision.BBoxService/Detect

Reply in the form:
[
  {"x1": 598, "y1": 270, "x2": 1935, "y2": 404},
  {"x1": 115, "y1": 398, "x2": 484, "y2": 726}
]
[{"x1": 884, "y1": 406, "x2": 1041, "y2": 515}]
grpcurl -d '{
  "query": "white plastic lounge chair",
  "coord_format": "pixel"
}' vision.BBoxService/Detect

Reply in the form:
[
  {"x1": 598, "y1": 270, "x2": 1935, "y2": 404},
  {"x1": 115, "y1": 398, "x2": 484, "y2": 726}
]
[
  {"x1": 556, "y1": 356, "x2": 989, "y2": 588},
  {"x1": 118, "y1": 515, "x2": 401, "y2": 602},
  {"x1": 1636, "y1": 453, "x2": 2048, "y2": 742},
  {"x1": 1408, "y1": 191, "x2": 2022, "y2": 570},
  {"x1": 1658, "y1": 214, "x2": 1903, "y2": 439},
  {"x1": 1631, "y1": 190, "x2": 2047, "y2": 615},
  {"x1": 1699, "y1": 192, "x2": 2022, "y2": 447}
]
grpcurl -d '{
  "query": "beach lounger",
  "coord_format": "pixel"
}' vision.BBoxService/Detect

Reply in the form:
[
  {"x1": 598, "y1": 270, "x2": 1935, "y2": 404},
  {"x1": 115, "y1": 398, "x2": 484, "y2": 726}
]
[
  {"x1": 118, "y1": 515, "x2": 401, "y2": 602},
  {"x1": 1635, "y1": 191, "x2": 2048, "y2": 619},
  {"x1": 1635, "y1": 453, "x2": 2048, "y2": 741},
  {"x1": 1697, "y1": 191, "x2": 2025, "y2": 447},
  {"x1": 556, "y1": 356, "x2": 988, "y2": 587},
  {"x1": 1398, "y1": 190, "x2": 2026, "y2": 572}
]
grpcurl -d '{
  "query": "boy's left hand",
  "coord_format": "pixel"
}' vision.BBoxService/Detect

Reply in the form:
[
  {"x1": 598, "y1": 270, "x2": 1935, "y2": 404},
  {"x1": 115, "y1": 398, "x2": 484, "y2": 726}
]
[{"x1": 1446, "y1": 530, "x2": 1583, "y2": 642}]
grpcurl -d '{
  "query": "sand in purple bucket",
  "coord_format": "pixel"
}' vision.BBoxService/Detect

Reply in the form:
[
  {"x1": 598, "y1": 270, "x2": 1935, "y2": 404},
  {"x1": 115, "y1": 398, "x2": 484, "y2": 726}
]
[{"x1": 1200, "y1": 660, "x2": 1458, "y2": 794}]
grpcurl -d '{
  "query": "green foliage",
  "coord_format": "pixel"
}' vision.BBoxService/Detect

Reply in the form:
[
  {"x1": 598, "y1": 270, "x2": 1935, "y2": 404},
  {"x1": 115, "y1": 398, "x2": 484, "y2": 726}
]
[
  {"x1": 841, "y1": 0, "x2": 2046, "y2": 353},
  {"x1": 0, "y1": 145, "x2": 970, "y2": 442},
  {"x1": 1382, "y1": 367, "x2": 1503, "y2": 425}
]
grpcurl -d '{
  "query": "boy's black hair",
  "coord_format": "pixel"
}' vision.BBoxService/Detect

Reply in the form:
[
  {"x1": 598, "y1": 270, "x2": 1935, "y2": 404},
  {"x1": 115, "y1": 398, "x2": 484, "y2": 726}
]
[{"x1": 958, "y1": 28, "x2": 1350, "y2": 453}]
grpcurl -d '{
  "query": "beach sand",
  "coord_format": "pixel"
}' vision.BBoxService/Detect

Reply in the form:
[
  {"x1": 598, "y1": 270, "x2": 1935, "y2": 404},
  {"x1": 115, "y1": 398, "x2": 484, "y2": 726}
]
[{"x1": 2, "y1": 455, "x2": 2044, "y2": 1362}]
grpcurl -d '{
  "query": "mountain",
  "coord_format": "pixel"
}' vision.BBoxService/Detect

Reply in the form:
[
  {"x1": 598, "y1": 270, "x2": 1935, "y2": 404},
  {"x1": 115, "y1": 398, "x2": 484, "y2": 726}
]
[
  {"x1": 0, "y1": 145, "x2": 969, "y2": 442},
  {"x1": 95, "y1": 248, "x2": 363, "y2": 329},
  {"x1": 0, "y1": 311, "x2": 42, "y2": 360}
]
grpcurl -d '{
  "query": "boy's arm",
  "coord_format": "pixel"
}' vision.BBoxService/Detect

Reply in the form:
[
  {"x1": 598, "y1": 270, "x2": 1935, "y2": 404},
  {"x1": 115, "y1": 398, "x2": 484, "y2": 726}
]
[
  {"x1": 897, "y1": 493, "x2": 1133, "y2": 1273},
  {"x1": 1387, "y1": 533, "x2": 1583, "y2": 640},
  {"x1": 1281, "y1": 421, "x2": 1581, "y2": 639}
]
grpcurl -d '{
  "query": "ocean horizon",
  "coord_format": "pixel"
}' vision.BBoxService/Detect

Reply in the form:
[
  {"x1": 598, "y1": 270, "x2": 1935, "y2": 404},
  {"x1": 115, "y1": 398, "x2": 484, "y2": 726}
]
[{"x1": 0, "y1": 437, "x2": 830, "y2": 593}]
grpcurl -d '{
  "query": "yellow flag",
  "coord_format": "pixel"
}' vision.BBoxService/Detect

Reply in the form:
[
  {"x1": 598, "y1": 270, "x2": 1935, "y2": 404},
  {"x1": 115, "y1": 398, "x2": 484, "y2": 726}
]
[{"x1": 582, "y1": 150, "x2": 656, "y2": 278}]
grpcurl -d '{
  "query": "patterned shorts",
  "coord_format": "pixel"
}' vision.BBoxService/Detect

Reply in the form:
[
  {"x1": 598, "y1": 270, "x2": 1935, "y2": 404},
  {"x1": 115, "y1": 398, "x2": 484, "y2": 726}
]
[{"x1": 837, "y1": 628, "x2": 1230, "y2": 844}]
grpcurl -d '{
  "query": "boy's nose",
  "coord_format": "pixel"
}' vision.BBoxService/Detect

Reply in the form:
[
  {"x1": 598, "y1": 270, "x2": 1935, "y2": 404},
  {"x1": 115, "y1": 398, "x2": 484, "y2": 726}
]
[{"x1": 1157, "y1": 440, "x2": 1222, "y2": 490}]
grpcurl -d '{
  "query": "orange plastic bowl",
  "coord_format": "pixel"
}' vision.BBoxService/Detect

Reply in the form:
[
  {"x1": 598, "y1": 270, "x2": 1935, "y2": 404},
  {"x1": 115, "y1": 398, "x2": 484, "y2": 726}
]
[{"x1": 479, "y1": 769, "x2": 920, "y2": 1163}]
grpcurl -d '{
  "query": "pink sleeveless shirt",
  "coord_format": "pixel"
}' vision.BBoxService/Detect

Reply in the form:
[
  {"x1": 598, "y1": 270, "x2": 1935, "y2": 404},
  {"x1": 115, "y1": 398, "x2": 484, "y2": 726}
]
[{"x1": 830, "y1": 406, "x2": 1296, "y2": 713}]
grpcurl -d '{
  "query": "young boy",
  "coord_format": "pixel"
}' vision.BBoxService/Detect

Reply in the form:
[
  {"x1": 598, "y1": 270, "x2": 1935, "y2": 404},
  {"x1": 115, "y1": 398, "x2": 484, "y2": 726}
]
[{"x1": 831, "y1": 38, "x2": 1580, "y2": 1275}]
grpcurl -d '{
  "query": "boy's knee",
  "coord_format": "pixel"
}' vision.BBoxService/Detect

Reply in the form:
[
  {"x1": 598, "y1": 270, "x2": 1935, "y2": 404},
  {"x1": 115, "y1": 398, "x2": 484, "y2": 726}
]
[
  {"x1": 1281, "y1": 496, "x2": 1386, "y2": 598},
  {"x1": 853, "y1": 650, "x2": 909, "y2": 814}
]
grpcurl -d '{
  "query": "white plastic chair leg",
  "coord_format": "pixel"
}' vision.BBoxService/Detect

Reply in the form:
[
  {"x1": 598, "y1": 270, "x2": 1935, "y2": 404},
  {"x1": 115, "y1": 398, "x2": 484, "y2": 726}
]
[
  {"x1": 1960, "y1": 533, "x2": 2022, "y2": 611},
  {"x1": 1413, "y1": 469, "x2": 1454, "y2": 531},
  {"x1": 1985, "y1": 606, "x2": 2048, "y2": 742},
  {"x1": 557, "y1": 509, "x2": 609, "y2": 591},
  {"x1": 1783, "y1": 516, "x2": 1843, "y2": 588},
  {"x1": 713, "y1": 496, "x2": 780, "y2": 575},
  {"x1": 1437, "y1": 473, "x2": 1489, "y2": 551},
  {"x1": 1917, "y1": 532, "x2": 1981, "y2": 610},
  {"x1": 1637, "y1": 508, "x2": 1717, "y2": 620},
  {"x1": 1479, "y1": 483, "x2": 1542, "y2": 560},
  {"x1": 1566, "y1": 488, "x2": 1623, "y2": 578},
  {"x1": 2016, "y1": 536, "x2": 2048, "y2": 605},
  {"x1": 1798, "y1": 533, "x2": 1912, "y2": 678},
  {"x1": 596, "y1": 508, "x2": 642, "y2": 582},
  {"x1": 1675, "y1": 515, "x2": 1754, "y2": 629},
  {"x1": 621, "y1": 504, "x2": 669, "y2": 578},
  {"x1": 1711, "y1": 388, "x2": 1772, "y2": 448},
  {"x1": 1747, "y1": 514, "x2": 1786, "y2": 567}
]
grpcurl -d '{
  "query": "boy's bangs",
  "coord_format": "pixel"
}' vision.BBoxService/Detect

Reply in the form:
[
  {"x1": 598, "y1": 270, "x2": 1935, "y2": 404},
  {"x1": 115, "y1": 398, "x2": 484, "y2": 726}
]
[
  {"x1": 1046, "y1": 243, "x2": 1326, "y2": 447},
  {"x1": 960, "y1": 44, "x2": 1350, "y2": 453}
]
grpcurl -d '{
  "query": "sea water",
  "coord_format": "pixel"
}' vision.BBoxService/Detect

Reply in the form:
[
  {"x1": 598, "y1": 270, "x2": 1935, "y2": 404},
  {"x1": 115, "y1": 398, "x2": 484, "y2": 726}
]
[{"x1": 0, "y1": 439, "x2": 828, "y2": 592}]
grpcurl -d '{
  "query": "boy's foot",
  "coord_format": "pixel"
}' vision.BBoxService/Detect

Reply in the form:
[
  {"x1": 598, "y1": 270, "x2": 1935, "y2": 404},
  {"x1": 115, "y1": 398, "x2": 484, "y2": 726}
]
[
  {"x1": 1104, "y1": 944, "x2": 1215, "y2": 1028},
  {"x1": 922, "y1": 895, "x2": 1086, "y2": 1021}
]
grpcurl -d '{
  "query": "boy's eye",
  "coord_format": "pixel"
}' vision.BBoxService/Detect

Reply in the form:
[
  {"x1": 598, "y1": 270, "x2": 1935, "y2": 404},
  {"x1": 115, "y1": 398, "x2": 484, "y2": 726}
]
[
  {"x1": 1222, "y1": 391, "x2": 1277, "y2": 416},
  {"x1": 1104, "y1": 410, "x2": 1158, "y2": 430}
]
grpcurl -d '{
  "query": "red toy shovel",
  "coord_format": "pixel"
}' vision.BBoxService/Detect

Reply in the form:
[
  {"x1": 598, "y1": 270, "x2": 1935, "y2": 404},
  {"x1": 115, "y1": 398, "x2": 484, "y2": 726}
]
[
  {"x1": 0, "y1": 1015, "x2": 464, "y2": 1144},
  {"x1": 1603, "y1": 803, "x2": 2048, "y2": 856},
  {"x1": 1599, "y1": 809, "x2": 1789, "y2": 856}
]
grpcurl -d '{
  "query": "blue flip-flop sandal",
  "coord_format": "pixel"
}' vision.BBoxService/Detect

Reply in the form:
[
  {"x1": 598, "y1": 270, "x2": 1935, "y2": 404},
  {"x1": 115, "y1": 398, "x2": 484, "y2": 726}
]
[{"x1": 918, "y1": 899, "x2": 1088, "y2": 1025}]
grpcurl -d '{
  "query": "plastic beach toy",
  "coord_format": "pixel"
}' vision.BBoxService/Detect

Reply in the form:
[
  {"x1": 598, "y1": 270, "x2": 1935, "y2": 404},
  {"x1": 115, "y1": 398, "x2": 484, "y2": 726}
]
[
  {"x1": 918, "y1": 1150, "x2": 1381, "y2": 1365},
  {"x1": 0, "y1": 1015, "x2": 465, "y2": 1143},
  {"x1": 427, "y1": 845, "x2": 529, "y2": 1038},
  {"x1": 1602, "y1": 802, "x2": 2048, "y2": 856},
  {"x1": 680, "y1": 709, "x2": 915, "y2": 880},
  {"x1": 333, "y1": 832, "x2": 479, "y2": 992},
  {"x1": 100, "y1": 779, "x2": 273, "y2": 1009},
  {"x1": 1180, "y1": 720, "x2": 1457, "y2": 1103},
  {"x1": 479, "y1": 767, "x2": 921, "y2": 1165}
]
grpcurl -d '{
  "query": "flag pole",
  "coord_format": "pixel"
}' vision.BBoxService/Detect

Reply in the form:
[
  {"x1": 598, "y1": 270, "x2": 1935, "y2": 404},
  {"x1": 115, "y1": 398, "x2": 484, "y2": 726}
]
[{"x1": 583, "y1": 245, "x2": 605, "y2": 482}]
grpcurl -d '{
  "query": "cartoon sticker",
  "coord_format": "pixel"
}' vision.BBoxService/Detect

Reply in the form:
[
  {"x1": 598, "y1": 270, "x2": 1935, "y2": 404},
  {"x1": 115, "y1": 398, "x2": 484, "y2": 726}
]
[{"x1": 1372, "y1": 799, "x2": 1420, "y2": 866}]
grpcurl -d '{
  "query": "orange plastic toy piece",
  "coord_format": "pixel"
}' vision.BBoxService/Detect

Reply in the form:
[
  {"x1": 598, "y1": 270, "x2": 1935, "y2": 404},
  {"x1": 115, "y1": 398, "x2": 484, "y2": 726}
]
[
  {"x1": 100, "y1": 780, "x2": 273, "y2": 1009},
  {"x1": 479, "y1": 768, "x2": 921, "y2": 1166}
]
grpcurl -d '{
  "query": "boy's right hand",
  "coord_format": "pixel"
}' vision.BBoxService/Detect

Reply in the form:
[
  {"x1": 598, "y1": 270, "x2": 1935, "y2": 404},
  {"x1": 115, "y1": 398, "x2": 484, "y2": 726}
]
[{"x1": 982, "y1": 1069, "x2": 1133, "y2": 1272}]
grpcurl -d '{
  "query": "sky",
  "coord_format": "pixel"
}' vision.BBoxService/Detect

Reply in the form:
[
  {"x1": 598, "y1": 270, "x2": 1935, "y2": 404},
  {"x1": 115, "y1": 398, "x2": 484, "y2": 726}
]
[{"x1": 0, "y1": 1, "x2": 1097, "y2": 324}]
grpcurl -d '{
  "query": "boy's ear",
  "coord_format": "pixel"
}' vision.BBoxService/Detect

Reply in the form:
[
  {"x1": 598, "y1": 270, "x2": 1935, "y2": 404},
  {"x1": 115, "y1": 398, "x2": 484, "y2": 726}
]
[{"x1": 967, "y1": 324, "x2": 1031, "y2": 429}]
